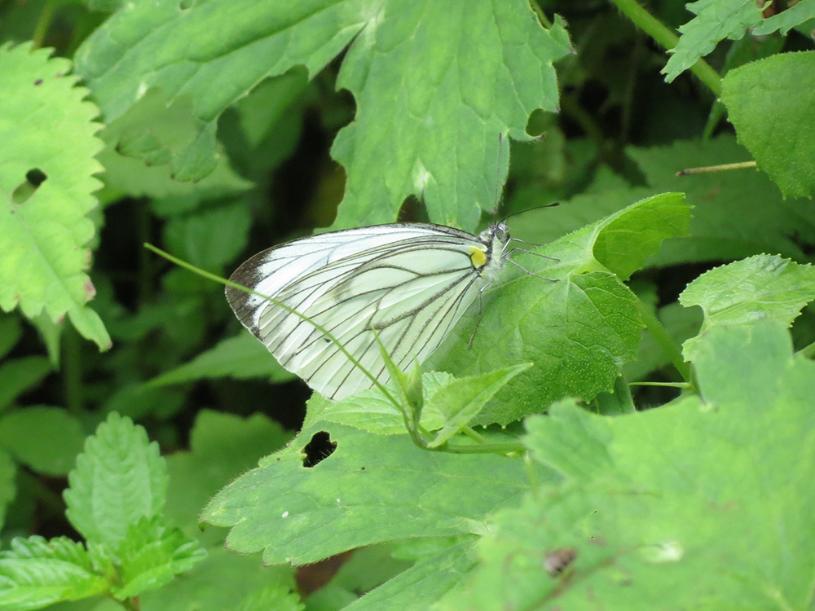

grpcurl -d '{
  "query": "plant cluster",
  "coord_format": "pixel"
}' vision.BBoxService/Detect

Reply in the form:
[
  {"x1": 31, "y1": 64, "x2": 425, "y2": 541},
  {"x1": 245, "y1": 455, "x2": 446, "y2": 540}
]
[{"x1": 0, "y1": 0, "x2": 814, "y2": 609}]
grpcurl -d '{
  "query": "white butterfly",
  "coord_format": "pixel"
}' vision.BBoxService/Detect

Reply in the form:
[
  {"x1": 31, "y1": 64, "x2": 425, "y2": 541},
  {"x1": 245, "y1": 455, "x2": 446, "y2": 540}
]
[{"x1": 226, "y1": 222, "x2": 512, "y2": 400}]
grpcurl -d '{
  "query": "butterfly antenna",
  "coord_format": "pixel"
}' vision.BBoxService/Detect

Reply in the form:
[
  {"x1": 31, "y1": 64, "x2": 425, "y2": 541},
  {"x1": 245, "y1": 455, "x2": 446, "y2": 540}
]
[
  {"x1": 507, "y1": 258, "x2": 558, "y2": 282},
  {"x1": 509, "y1": 246, "x2": 559, "y2": 262},
  {"x1": 492, "y1": 132, "x2": 510, "y2": 222}
]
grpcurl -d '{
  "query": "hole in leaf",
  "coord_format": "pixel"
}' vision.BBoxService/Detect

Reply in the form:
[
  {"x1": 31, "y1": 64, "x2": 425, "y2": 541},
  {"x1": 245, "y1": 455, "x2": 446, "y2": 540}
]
[
  {"x1": 543, "y1": 548, "x2": 577, "y2": 577},
  {"x1": 34, "y1": 78, "x2": 43, "y2": 86},
  {"x1": 178, "y1": 0, "x2": 195, "y2": 9},
  {"x1": 302, "y1": 431, "x2": 336, "y2": 468},
  {"x1": 11, "y1": 169, "x2": 47, "y2": 205}
]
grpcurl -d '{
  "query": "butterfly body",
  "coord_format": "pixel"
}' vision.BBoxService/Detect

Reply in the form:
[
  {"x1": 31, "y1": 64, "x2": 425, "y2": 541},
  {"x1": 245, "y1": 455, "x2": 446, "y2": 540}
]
[{"x1": 227, "y1": 222, "x2": 510, "y2": 400}]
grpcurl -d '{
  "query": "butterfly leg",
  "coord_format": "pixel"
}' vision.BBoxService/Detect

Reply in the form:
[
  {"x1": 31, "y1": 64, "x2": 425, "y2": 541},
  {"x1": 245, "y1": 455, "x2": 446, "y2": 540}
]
[{"x1": 467, "y1": 286, "x2": 488, "y2": 349}]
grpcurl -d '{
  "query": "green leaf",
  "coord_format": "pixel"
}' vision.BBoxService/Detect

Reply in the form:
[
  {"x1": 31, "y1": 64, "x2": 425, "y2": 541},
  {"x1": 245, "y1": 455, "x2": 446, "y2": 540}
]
[
  {"x1": 0, "y1": 407, "x2": 86, "y2": 476},
  {"x1": 440, "y1": 322, "x2": 815, "y2": 609},
  {"x1": 64, "y1": 413, "x2": 168, "y2": 549},
  {"x1": 0, "y1": 316, "x2": 22, "y2": 360},
  {"x1": 0, "y1": 357, "x2": 51, "y2": 411},
  {"x1": 662, "y1": 0, "x2": 764, "y2": 82},
  {"x1": 425, "y1": 363, "x2": 532, "y2": 448},
  {"x1": 627, "y1": 136, "x2": 815, "y2": 265},
  {"x1": 721, "y1": 51, "x2": 815, "y2": 198},
  {"x1": 680, "y1": 254, "x2": 815, "y2": 361},
  {"x1": 0, "y1": 43, "x2": 110, "y2": 351},
  {"x1": 76, "y1": 1, "x2": 571, "y2": 230},
  {"x1": 753, "y1": 0, "x2": 815, "y2": 35},
  {"x1": 163, "y1": 200, "x2": 251, "y2": 271},
  {"x1": 165, "y1": 410, "x2": 290, "y2": 534},
  {"x1": 0, "y1": 537, "x2": 109, "y2": 610},
  {"x1": 202, "y1": 421, "x2": 535, "y2": 565},
  {"x1": 429, "y1": 193, "x2": 689, "y2": 425},
  {"x1": 0, "y1": 449, "x2": 16, "y2": 530},
  {"x1": 148, "y1": 333, "x2": 294, "y2": 387},
  {"x1": 113, "y1": 517, "x2": 205, "y2": 600},
  {"x1": 346, "y1": 541, "x2": 476, "y2": 610}
]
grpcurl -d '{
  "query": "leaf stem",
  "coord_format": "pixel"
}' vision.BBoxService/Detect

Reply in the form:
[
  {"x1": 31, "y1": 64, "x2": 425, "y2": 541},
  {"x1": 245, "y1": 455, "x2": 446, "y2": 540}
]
[
  {"x1": 442, "y1": 441, "x2": 525, "y2": 455},
  {"x1": 531, "y1": 1, "x2": 552, "y2": 27},
  {"x1": 635, "y1": 300, "x2": 692, "y2": 384},
  {"x1": 613, "y1": 375, "x2": 636, "y2": 413},
  {"x1": 629, "y1": 381, "x2": 692, "y2": 388},
  {"x1": 32, "y1": 0, "x2": 56, "y2": 49},
  {"x1": 676, "y1": 160, "x2": 757, "y2": 176},
  {"x1": 609, "y1": 0, "x2": 722, "y2": 97},
  {"x1": 461, "y1": 426, "x2": 487, "y2": 444},
  {"x1": 63, "y1": 327, "x2": 83, "y2": 415}
]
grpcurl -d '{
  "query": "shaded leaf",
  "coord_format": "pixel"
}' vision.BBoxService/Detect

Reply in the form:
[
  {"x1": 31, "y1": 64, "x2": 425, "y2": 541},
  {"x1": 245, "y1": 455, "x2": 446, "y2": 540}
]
[
  {"x1": 0, "y1": 357, "x2": 51, "y2": 411},
  {"x1": 0, "y1": 407, "x2": 85, "y2": 476}
]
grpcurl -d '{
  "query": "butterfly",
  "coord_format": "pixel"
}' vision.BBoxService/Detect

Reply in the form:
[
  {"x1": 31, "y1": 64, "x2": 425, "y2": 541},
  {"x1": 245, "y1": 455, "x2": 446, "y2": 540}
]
[{"x1": 226, "y1": 222, "x2": 514, "y2": 400}]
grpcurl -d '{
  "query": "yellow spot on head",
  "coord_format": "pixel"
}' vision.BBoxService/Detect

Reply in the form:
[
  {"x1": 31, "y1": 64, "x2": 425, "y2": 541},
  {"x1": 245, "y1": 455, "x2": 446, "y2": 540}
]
[{"x1": 469, "y1": 246, "x2": 488, "y2": 269}]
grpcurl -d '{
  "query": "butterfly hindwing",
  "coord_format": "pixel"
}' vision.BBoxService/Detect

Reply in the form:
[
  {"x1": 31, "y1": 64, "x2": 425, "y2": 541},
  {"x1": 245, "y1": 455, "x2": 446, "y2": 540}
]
[{"x1": 227, "y1": 224, "x2": 488, "y2": 400}]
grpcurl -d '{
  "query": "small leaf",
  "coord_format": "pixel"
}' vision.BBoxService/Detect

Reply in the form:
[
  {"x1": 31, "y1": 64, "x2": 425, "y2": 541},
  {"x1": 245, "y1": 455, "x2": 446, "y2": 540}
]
[
  {"x1": 0, "y1": 357, "x2": 51, "y2": 411},
  {"x1": 0, "y1": 450, "x2": 16, "y2": 530},
  {"x1": 147, "y1": 333, "x2": 294, "y2": 387},
  {"x1": 722, "y1": 51, "x2": 815, "y2": 198},
  {"x1": 662, "y1": 0, "x2": 764, "y2": 82},
  {"x1": 0, "y1": 43, "x2": 110, "y2": 350},
  {"x1": 0, "y1": 537, "x2": 109, "y2": 610},
  {"x1": 680, "y1": 254, "x2": 815, "y2": 361},
  {"x1": 425, "y1": 363, "x2": 532, "y2": 448},
  {"x1": 753, "y1": 0, "x2": 815, "y2": 35},
  {"x1": 0, "y1": 316, "x2": 22, "y2": 360},
  {"x1": 0, "y1": 407, "x2": 85, "y2": 476},
  {"x1": 64, "y1": 413, "x2": 168, "y2": 549},
  {"x1": 113, "y1": 517, "x2": 205, "y2": 600}
]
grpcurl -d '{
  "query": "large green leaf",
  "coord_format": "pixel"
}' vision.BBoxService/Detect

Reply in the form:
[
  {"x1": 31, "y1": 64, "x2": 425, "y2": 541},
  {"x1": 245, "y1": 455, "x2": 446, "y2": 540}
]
[
  {"x1": 64, "y1": 413, "x2": 168, "y2": 549},
  {"x1": 75, "y1": 0, "x2": 571, "y2": 230},
  {"x1": 0, "y1": 44, "x2": 109, "y2": 350},
  {"x1": 0, "y1": 537, "x2": 109, "y2": 611},
  {"x1": 429, "y1": 192, "x2": 689, "y2": 425},
  {"x1": 627, "y1": 136, "x2": 815, "y2": 265},
  {"x1": 0, "y1": 407, "x2": 85, "y2": 476},
  {"x1": 440, "y1": 322, "x2": 815, "y2": 609},
  {"x1": 662, "y1": 0, "x2": 764, "y2": 82},
  {"x1": 680, "y1": 254, "x2": 815, "y2": 361},
  {"x1": 202, "y1": 420, "x2": 535, "y2": 565},
  {"x1": 722, "y1": 51, "x2": 815, "y2": 199}
]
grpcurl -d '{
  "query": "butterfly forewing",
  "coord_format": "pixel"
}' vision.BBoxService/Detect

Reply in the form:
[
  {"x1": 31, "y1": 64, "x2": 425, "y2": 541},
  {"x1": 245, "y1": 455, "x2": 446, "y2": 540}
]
[{"x1": 227, "y1": 224, "x2": 491, "y2": 400}]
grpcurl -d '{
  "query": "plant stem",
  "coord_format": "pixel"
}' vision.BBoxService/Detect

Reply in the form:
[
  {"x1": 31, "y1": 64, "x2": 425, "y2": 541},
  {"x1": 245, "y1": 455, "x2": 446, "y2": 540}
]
[
  {"x1": 609, "y1": 0, "x2": 722, "y2": 97},
  {"x1": 635, "y1": 300, "x2": 692, "y2": 384},
  {"x1": 461, "y1": 426, "x2": 487, "y2": 444},
  {"x1": 32, "y1": 0, "x2": 56, "y2": 49},
  {"x1": 676, "y1": 160, "x2": 757, "y2": 176},
  {"x1": 613, "y1": 375, "x2": 636, "y2": 413},
  {"x1": 531, "y1": 1, "x2": 552, "y2": 27},
  {"x1": 443, "y1": 441, "x2": 525, "y2": 455},
  {"x1": 629, "y1": 381, "x2": 692, "y2": 388}
]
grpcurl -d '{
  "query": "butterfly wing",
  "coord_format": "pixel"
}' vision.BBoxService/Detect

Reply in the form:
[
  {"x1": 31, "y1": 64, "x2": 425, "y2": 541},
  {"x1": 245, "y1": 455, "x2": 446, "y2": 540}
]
[{"x1": 227, "y1": 224, "x2": 487, "y2": 400}]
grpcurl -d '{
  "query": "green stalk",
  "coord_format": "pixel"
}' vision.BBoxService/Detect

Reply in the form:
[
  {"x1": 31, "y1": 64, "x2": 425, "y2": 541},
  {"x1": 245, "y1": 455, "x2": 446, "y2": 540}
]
[
  {"x1": 32, "y1": 0, "x2": 56, "y2": 49},
  {"x1": 613, "y1": 375, "x2": 636, "y2": 413},
  {"x1": 63, "y1": 327, "x2": 83, "y2": 415},
  {"x1": 609, "y1": 0, "x2": 723, "y2": 97}
]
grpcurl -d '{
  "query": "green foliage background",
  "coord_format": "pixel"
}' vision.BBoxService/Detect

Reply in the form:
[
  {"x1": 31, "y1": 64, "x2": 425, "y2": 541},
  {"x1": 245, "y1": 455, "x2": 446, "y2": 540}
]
[{"x1": 0, "y1": 0, "x2": 814, "y2": 609}]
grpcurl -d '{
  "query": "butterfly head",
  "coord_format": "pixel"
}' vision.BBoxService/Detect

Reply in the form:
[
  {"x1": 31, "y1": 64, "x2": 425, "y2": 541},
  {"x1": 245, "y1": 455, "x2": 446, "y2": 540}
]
[{"x1": 481, "y1": 221, "x2": 511, "y2": 259}]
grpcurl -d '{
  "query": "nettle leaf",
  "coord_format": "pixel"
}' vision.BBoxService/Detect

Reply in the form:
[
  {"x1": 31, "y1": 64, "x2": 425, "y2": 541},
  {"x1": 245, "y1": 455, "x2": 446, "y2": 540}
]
[
  {"x1": 722, "y1": 51, "x2": 815, "y2": 199},
  {"x1": 429, "y1": 192, "x2": 690, "y2": 426},
  {"x1": 75, "y1": 0, "x2": 571, "y2": 230},
  {"x1": 753, "y1": 0, "x2": 815, "y2": 35},
  {"x1": 0, "y1": 357, "x2": 51, "y2": 411},
  {"x1": 113, "y1": 517, "x2": 205, "y2": 600},
  {"x1": 202, "y1": 421, "x2": 534, "y2": 565},
  {"x1": 628, "y1": 136, "x2": 815, "y2": 265},
  {"x1": 139, "y1": 547, "x2": 300, "y2": 611},
  {"x1": 0, "y1": 43, "x2": 110, "y2": 350},
  {"x1": 440, "y1": 322, "x2": 815, "y2": 609},
  {"x1": 0, "y1": 407, "x2": 85, "y2": 476},
  {"x1": 64, "y1": 413, "x2": 168, "y2": 549},
  {"x1": 148, "y1": 333, "x2": 294, "y2": 387},
  {"x1": 680, "y1": 254, "x2": 815, "y2": 361},
  {"x1": 0, "y1": 537, "x2": 109, "y2": 610},
  {"x1": 166, "y1": 410, "x2": 291, "y2": 533},
  {"x1": 663, "y1": 0, "x2": 765, "y2": 82}
]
